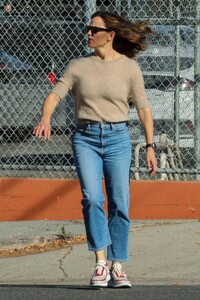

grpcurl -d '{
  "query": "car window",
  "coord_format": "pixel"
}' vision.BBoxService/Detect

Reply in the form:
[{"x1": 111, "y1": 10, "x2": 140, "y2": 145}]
[
  {"x1": 149, "y1": 26, "x2": 195, "y2": 47},
  {"x1": 138, "y1": 56, "x2": 194, "y2": 72},
  {"x1": 180, "y1": 28, "x2": 195, "y2": 44},
  {"x1": 149, "y1": 32, "x2": 174, "y2": 46}
]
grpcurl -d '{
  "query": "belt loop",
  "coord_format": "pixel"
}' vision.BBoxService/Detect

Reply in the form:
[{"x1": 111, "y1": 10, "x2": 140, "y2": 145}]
[
  {"x1": 111, "y1": 123, "x2": 114, "y2": 130},
  {"x1": 86, "y1": 123, "x2": 90, "y2": 131}
]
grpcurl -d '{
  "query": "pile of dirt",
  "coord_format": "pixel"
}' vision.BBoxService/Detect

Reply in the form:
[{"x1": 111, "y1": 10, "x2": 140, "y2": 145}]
[{"x1": 0, "y1": 235, "x2": 86, "y2": 259}]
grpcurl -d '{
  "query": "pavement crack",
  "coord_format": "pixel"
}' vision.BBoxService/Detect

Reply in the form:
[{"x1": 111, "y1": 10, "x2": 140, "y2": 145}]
[{"x1": 58, "y1": 246, "x2": 73, "y2": 280}]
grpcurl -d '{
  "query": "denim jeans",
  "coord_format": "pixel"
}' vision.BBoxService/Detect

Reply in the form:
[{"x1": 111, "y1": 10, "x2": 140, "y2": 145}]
[{"x1": 71, "y1": 122, "x2": 131, "y2": 261}]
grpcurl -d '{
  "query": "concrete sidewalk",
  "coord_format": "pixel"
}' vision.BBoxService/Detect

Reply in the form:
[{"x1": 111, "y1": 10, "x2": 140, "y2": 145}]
[{"x1": 0, "y1": 220, "x2": 200, "y2": 285}]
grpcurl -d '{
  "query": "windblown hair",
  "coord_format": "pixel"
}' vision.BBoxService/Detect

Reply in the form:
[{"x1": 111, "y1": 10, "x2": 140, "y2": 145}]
[{"x1": 91, "y1": 11, "x2": 153, "y2": 58}]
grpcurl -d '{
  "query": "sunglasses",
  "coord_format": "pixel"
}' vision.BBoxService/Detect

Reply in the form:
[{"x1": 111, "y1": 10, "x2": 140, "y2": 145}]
[{"x1": 85, "y1": 26, "x2": 113, "y2": 35}]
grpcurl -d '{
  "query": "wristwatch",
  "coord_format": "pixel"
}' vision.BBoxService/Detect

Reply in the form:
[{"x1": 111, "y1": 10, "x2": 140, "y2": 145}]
[{"x1": 146, "y1": 142, "x2": 156, "y2": 150}]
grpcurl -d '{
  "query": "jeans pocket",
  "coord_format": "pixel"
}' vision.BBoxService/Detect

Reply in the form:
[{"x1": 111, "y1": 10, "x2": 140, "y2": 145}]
[{"x1": 113, "y1": 123, "x2": 129, "y2": 133}]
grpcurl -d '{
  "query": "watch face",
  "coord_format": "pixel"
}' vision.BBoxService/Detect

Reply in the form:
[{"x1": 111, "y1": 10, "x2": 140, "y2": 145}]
[{"x1": 146, "y1": 143, "x2": 156, "y2": 149}]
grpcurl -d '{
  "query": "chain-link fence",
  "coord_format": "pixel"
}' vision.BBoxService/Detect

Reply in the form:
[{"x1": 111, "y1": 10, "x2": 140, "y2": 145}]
[{"x1": 0, "y1": 0, "x2": 200, "y2": 180}]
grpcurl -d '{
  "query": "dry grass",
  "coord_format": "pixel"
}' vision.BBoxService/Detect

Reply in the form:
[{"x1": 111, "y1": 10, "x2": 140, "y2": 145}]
[{"x1": 0, "y1": 235, "x2": 86, "y2": 259}]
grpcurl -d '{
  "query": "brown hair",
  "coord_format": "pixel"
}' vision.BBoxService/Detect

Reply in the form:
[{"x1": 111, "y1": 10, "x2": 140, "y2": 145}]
[{"x1": 91, "y1": 11, "x2": 153, "y2": 58}]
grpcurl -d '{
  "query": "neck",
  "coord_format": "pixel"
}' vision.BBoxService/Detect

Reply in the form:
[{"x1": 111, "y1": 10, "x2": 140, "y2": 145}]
[{"x1": 94, "y1": 49, "x2": 121, "y2": 61}]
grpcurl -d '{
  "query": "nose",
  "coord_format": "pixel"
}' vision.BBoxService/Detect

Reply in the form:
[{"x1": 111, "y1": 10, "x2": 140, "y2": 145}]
[{"x1": 87, "y1": 29, "x2": 92, "y2": 36}]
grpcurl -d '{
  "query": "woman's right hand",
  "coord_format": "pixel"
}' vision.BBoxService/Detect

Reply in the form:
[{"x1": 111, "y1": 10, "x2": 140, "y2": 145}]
[
  {"x1": 33, "y1": 117, "x2": 51, "y2": 140},
  {"x1": 33, "y1": 92, "x2": 60, "y2": 140}
]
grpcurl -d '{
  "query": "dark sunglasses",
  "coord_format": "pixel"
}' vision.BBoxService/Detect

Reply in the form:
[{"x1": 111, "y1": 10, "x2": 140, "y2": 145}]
[{"x1": 85, "y1": 26, "x2": 113, "y2": 35}]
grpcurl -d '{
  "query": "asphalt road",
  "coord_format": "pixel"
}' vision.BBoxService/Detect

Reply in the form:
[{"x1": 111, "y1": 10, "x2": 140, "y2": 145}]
[{"x1": 0, "y1": 285, "x2": 200, "y2": 300}]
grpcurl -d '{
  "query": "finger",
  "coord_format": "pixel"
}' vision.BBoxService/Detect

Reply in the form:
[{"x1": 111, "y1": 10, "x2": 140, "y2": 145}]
[
  {"x1": 149, "y1": 163, "x2": 158, "y2": 177},
  {"x1": 34, "y1": 125, "x2": 44, "y2": 138},
  {"x1": 147, "y1": 159, "x2": 152, "y2": 172},
  {"x1": 37, "y1": 127, "x2": 43, "y2": 138},
  {"x1": 33, "y1": 127, "x2": 39, "y2": 137},
  {"x1": 44, "y1": 127, "x2": 51, "y2": 140},
  {"x1": 33, "y1": 125, "x2": 40, "y2": 136},
  {"x1": 149, "y1": 168, "x2": 156, "y2": 177}
]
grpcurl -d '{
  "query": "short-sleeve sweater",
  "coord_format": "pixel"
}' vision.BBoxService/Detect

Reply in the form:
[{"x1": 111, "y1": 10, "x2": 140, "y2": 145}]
[{"x1": 51, "y1": 53, "x2": 149, "y2": 123}]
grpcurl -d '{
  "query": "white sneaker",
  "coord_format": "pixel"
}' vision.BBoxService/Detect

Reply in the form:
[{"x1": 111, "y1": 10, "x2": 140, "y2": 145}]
[
  {"x1": 109, "y1": 263, "x2": 132, "y2": 288},
  {"x1": 90, "y1": 261, "x2": 110, "y2": 287}
]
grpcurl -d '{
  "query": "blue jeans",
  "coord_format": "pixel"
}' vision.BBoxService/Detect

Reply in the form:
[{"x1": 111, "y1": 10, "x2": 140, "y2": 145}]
[{"x1": 71, "y1": 122, "x2": 131, "y2": 261}]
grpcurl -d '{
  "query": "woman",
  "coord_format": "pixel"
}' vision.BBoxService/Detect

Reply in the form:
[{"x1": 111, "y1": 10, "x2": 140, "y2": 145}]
[{"x1": 33, "y1": 11, "x2": 157, "y2": 288}]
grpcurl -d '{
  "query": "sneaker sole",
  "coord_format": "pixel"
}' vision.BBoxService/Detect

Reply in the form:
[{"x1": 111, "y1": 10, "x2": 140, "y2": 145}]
[
  {"x1": 90, "y1": 282, "x2": 108, "y2": 287},
  {"x1": 90, "y1": 274, "x2": 111, "y2": 288},
  {"x1": 108, "y1": 280, "x2": 132, "y2": 288}
]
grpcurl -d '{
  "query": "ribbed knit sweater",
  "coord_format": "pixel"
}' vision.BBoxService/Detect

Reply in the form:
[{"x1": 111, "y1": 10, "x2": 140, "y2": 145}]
[{"x1": 51, "y1": 53, "x2": 149, "y2": 123}]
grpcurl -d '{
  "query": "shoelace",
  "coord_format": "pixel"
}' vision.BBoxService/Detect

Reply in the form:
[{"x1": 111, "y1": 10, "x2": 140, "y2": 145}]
[
  {"x1": 112, "y1": 264, "x2": 127, "y2": 277},
  {"x1": 92, "y1": 262, "x2": 106, "y2": 276}
]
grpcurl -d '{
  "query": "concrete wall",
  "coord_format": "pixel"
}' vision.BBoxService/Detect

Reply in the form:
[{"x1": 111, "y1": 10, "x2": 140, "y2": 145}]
[{"x1": 0, "y1": 178, "x2": 200, "y2": 221}]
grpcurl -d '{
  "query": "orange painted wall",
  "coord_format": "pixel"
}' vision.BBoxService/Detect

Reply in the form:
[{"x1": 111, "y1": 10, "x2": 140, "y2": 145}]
[{"x1": 0, "y1": 177, "x2": 200, "y2": 221}]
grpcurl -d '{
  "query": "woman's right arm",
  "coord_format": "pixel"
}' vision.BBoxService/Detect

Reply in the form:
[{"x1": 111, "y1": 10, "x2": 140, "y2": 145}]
[{"x1": 33, "y1": 92, "x2": 60, "y2": 140}]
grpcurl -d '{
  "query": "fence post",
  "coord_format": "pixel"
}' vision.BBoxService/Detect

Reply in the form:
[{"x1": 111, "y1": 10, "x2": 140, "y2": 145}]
[
  {"x1": 85, "y1": 0, "x2": 97, "y2": 23},
  {"x1": 135, "y1": 0, "x2": 148, "y2": 18},
  {"x1": 174, "y1": 0, "x2": 181, "y2": 146},
  {"x1": 194, "y1": 0, "x2": 200, "y2": 179},
  {"x1": 85, "y1": 0, "x2": 97, "y2": 54}
]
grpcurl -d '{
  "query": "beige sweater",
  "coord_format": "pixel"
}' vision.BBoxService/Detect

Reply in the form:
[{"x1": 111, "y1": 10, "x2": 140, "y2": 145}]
[{"x1": 51, "y1": 54, "x2": 149, "y2": 123}]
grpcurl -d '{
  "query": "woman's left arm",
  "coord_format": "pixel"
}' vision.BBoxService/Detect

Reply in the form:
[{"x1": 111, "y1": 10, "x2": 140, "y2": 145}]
[{"x1": 137, "y1": 106, "x2": 158, "y2": 177}]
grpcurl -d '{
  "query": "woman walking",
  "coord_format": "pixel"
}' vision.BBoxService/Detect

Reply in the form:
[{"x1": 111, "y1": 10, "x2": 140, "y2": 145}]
[{"x1": 33, "y1": 11, "x2": 157, "y2": 288}]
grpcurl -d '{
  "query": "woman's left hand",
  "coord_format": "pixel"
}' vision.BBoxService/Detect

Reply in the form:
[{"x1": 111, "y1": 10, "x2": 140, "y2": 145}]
[{"x1": 146, "y1": 148, "x2": 158, "y2": 177}]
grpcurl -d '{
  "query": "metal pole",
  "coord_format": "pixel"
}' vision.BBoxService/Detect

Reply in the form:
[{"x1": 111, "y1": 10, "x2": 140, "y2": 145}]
[
  {"x1": 115, "y1": 0, "x2": 121, "y2": 14},
  {"x1": 194, "y1": 0, "x2": 200, "y2": 180},
  {"x1": 135, "y1": 0, "x2": 147, "y2": 19},
  {"x1": 85, "y1": 0, "x2": 97, "y2": 54},
  {"x1": 169, "y1": 0, "x2": 173, "y2": 18},
  {"x1": 85, "y1": 0, "x2": 96, "y2": 24},
  {"x1": 121, "y1": 0, "x2": 130, "y2": 18},
  {"x1": 174, "y1": 1, "x2": 181, "y2": 146}
]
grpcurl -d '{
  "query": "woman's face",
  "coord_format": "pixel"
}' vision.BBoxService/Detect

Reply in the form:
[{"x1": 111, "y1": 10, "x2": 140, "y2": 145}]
[{"x1": 86, "y1": 16, "x2": 112, "y2": 49}]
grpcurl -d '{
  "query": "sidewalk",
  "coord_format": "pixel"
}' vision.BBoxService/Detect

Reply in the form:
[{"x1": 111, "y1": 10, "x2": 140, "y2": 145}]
[{"x1": 0, "y1": 220, "x2": 200, "y2": 285}]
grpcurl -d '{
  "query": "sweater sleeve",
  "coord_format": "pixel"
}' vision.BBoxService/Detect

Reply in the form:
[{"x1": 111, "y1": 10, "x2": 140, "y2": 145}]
[
  {"x1": 51, "y1": 60, "x2": 74, "y2": 100},
  {"x1": 130, "y1": 62, "x2": 149, "y2": 110}
]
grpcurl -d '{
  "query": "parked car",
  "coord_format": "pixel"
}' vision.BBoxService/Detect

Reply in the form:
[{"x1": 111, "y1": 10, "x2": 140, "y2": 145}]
[
  {"x1": 128, "y1": 25, "x2": 195, "y2": 149},
  {"x1": 0, "y1": 51, "x2": 73, "y2": 142},
  {"x1": 0, "y1": 16, "x2": 85, "y2": 142},
  {"x1": 0, "y1": 51, "x2": 30, "y2": 83},
  {"x1": 0, "y1": 51, "x2": 56, "y2": 84}
]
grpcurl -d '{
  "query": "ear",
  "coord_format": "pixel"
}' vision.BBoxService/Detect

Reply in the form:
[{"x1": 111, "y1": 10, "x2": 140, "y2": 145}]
[{"x1": 107, "y1": 30, "x2": 115, "y2": 42}]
